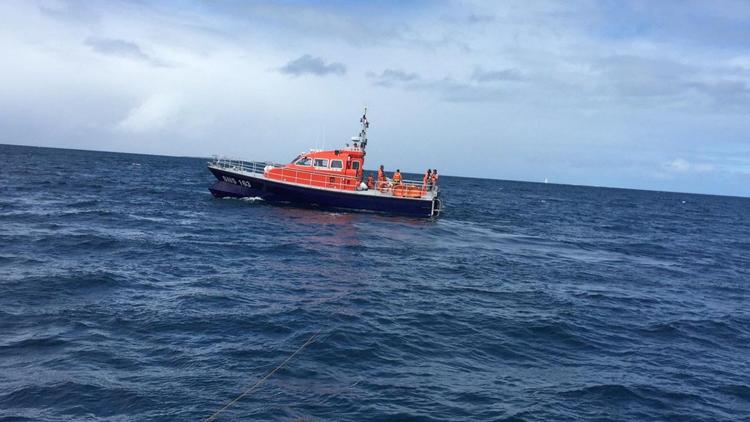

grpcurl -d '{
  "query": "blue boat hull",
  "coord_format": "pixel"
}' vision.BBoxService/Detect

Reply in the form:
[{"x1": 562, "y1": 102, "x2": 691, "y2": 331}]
[{"x1": 208, "y1": 167, "x2": 440, "y2": 217}]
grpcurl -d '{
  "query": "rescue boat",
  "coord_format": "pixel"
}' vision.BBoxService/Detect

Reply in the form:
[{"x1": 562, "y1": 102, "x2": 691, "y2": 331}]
[{"x1": 207, "y1": 108, "x2": 442, "y2": 217}]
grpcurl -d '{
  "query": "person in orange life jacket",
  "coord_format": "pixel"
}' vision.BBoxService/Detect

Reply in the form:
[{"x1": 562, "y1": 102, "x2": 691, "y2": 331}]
[
  {"x1": 392, "y1": 169, "x2": 402, "y2": 185},
  {"x1": 431, "y1": 169, "x2": 438, "y2": 190},
  {"x1": 423, "y1": 169, "x2": 432, "y2": 191},
  {"x1": 377, "y1": 165, "x2": 386, "y2": 188}
]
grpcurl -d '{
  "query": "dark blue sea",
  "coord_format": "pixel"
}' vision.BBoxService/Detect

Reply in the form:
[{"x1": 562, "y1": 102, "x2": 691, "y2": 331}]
[{"x1": 1, "y1": 144, "x2": 749, "y2": 421}]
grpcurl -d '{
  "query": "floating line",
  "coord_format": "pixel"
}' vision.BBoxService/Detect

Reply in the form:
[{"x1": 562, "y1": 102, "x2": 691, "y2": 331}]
[{"x1": 203, "y1": 330, "x2": 321, "y2": 422}]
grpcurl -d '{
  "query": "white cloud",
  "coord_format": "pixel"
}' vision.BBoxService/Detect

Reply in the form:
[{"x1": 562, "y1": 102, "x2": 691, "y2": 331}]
[
  {"x1": 665, "y1": 158, "x2": 715, "y2": 174},
  {"x1": 117, "y1": 94, "x2": 183, "y2": 133}
]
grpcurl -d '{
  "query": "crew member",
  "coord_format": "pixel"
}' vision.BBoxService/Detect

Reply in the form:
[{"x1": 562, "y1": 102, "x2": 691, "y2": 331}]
[
  {"x1": 423, "y1": 169, "x2": 432, "y2": 191},
  {"x1": 367, "y1": 174, "x2": 374, "y2": 189},
  {"x1": 392, "y1": 169, "x2": 402, "y2": 185},
  {"x1": 377, "y1": 165, "x2": 386, "y2": 188},
  {"x1": 431, "y1": 169, "x2": 438, "y2": 190}
]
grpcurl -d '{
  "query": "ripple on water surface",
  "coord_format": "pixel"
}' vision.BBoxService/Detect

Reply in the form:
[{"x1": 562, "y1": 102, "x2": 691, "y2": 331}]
[{"x1": 1, "y1": 144, "x2": 750, "y2": 421}]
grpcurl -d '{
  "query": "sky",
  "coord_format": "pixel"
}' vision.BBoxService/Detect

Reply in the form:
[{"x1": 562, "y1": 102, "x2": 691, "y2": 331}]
[{"x1": 1, "y1": 0, "x2": 749, "y2": 196}]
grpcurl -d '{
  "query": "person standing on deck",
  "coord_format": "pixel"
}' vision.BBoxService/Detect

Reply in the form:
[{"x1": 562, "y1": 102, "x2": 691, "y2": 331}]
[
  {"x1": 377, "y1": 165, "x2": 386, "y2": 188},
  {"x1": 392, "y1": 169, "x2": 402, "y2": 185},
  {"x1": 431, "y1": 169, "x2": 439, "y2": 191},
  {"x1": 423, "y1": 169, "x2": 432, "y2": 192}
]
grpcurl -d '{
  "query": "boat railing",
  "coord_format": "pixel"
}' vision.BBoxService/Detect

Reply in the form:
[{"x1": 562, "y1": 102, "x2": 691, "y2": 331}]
[
  {"x1": 269, "y1": 166, "x2": 363, "y2": 191},
  {"x1": 210, "y1": 156, "x2": 277, "y2": 174},
  {"x1": 372, "y1": 179, "x2": 438, "y2": 198}
]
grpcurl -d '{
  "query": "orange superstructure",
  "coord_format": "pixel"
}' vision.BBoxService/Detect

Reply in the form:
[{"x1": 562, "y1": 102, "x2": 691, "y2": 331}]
[
  {"x1": 264, "y1": 109, "x2": 371, "y2": 191},
  {"x1": 265, "y1": 148, "x2": 365, "y2": 191}
]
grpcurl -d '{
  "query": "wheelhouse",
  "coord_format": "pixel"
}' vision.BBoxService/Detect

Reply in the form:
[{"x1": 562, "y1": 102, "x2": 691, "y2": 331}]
[
  {"x1": 265, "y1": 147, "x2": 367, "y2": 191},
  {"x1": 265, "y1": 117, "x2": 369, "y2": 191}
]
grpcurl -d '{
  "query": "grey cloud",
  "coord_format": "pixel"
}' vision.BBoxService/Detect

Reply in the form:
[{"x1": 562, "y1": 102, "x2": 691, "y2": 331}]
[
  {"x1": 370, "y1": 69, "x2": 507, "y2": 103},
  {"x1": 278, "y1": 55, "x2": 346, "y2": 76},
  {"x1": 39, "y1": 2, "x2": 100, "y2": 25},
  {"x1": 85, "y1": 37, "x2": 170, "y2": 67},
  {"x1": 686, "y1": 80, "x2": 750, "y2": 111},
  {"x1": 192, "y1": 3, "x2": 409, "y2": 48},
  {"x1": 593, "y1": 2, "x2": 750, "y2": 50},
  {"x1": 436, "y1": 81, "x2": 506, "y2": 103},
  {"x1": 472, "y1": 67, "x2": 524, "y2": 83},
  {"x1": 466, "y1": 13, "x2": 496, "y2": 24},
  {"x1": 369, "y1": 69, "x2": 420, "y2": 87},
  {"x1": 592, "y1": 55, "x2": 693, "y2": 98},
  {"x1": 369, "y1": 56, "x2": 750, "y2": 110},
  {"x1": 442, "y1": 13, "x2": 495, "y2": 27},
  {"x1": 592, "y1": 55, "x2": 750, "y2": 111}
]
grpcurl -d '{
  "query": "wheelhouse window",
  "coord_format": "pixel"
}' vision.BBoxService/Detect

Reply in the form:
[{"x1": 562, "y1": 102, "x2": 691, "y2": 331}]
[
  {"x1": 330, "y1": 160, "x2": 343, "y2": 169},
  {"x1": 351, "y1": 161, "x2": 360, "y2": 170},
  {"x1": 313, "y1": 158, "x2": 329, "y2": 168},
  {"x1": 295, "y1": 157, "x2": 312, "y2": 166}
]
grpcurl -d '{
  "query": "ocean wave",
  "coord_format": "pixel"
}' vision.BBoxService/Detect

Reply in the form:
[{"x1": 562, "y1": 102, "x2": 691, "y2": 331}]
[
  {"x1": 32, "y1": 234, "x2": 120, "y2": 251},
  {"x1": 2, "y1": 270, "x2": 127, "y2": 300},
  {"x1": 0, "y1": 335, "x2": 67, "y2": 351},
  {"x1": 0, "y1": 381, "x2": 156, "y2": 418},
  {"x1": 220, "y1": 196, "x2": 264, "y2": 202},
  {"x1": 2, "y1": 145, "x2": 749, "y2": 421},
  {"x1": 718, "y1": 384, "x2": 750, "y2": 400},
  {"x1": 559, "y1": 383, "x2": 644, "y2": 401}
]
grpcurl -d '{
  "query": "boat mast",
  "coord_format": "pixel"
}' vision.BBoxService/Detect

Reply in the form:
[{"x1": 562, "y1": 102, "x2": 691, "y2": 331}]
[{"x1": 359, "y1": 107, "x2": 369, "y2": 152}]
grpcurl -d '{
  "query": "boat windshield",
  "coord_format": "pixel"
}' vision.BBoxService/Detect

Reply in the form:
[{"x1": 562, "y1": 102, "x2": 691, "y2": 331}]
[{"x1": 295, "y1": 157, "x2": 312, "y2": 166}]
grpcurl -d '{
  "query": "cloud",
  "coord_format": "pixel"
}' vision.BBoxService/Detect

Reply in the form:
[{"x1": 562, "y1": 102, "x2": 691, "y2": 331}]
[
  {"x1": 466, "y1": 13, "x2": 496, "y2": 25},
  {"x1": 278, "y1": 54, "x2": 346, "y2": 76},
  {"x1": 117, "y1": 94, "x2": 183, "y2": 133},
  {"x1": 588, "y1": 55, "x2": 750, "y2": 111},
  {"x1": 592, "y1": 55, "x2": 694, "y2": 97},
  {"x1": 434, "y1": 80, "x2": 507, "y2": 103},
  {"x1": 369, "y1": 69, "x2": 509, "y2": 102},
  {"x1": 369, "y1": 69, "x2": 421, "y2": 86},
  {"x1": 39, "y1": 1, "x2": 100, "y2": 25},
  {"x1": 85, "y1": 37, "x2": 170, "y2": 67},
  {"x1": 664, "y1": 158, "x2": 715, "y2": 174},
  {"x1": 685, "y1": 80, "x2": 750, "y2": 111},
  {"x1": 471, "y1": 67, "x2": 524, "y2": 83}
]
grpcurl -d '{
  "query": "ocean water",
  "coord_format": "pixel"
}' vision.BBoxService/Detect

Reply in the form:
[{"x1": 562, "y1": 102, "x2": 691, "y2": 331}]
[{"x1": 1, "y1": 143, "x2": 749, "y2": 421}]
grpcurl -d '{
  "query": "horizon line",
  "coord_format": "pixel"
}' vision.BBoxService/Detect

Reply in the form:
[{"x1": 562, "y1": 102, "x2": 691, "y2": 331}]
[{"x1": 1, "y1": 142, "x2": 747, "y2": 201}]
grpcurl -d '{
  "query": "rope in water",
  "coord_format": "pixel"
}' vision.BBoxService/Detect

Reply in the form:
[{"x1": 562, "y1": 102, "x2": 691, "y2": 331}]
[{"x1": 203, "y1": 330, "x2": 321, "y2": 422}]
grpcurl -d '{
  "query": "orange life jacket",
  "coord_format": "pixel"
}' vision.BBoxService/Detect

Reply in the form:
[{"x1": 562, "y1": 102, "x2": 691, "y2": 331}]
[{"x1": 393, "y1": 172, "x2": 402, "y2": 184}]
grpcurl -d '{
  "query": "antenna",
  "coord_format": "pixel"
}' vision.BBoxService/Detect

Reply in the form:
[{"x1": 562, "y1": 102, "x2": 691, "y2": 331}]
[{"x1": 359, "y1": 106, "x2": 369, "y2": 151}]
